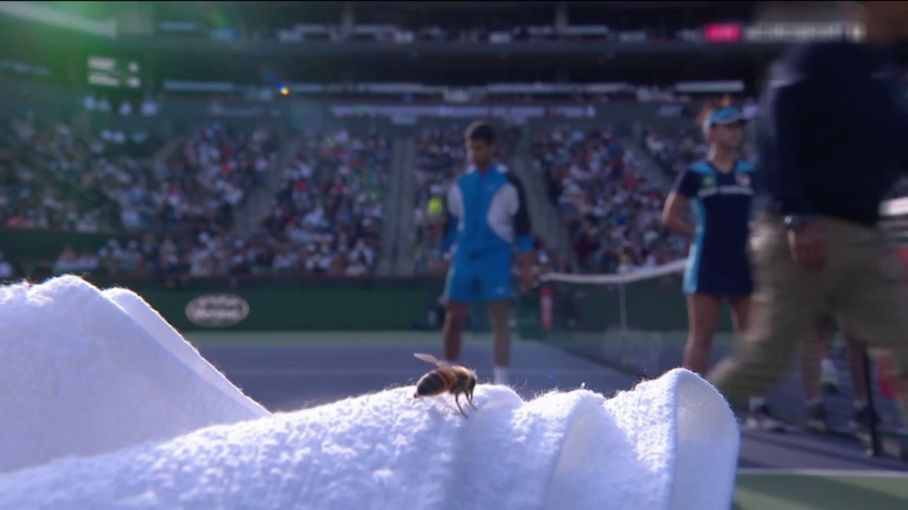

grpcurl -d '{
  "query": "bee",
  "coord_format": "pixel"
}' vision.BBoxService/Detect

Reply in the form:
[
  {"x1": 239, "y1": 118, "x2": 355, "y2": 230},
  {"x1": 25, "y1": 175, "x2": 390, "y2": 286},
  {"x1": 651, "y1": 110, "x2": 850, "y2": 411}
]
[{"x1": 412, "y1": 353, "x2": 478, "y2": 417}]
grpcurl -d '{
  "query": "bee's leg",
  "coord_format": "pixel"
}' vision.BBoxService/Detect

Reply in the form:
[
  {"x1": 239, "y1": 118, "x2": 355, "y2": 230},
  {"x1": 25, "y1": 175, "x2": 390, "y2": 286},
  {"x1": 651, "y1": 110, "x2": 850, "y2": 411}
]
[
  {"x1": 454, "y1": 394, "x2": 468, "y2": 418},
  {"x1": 466, "y1": 394, "x2": 478, "y2": 410}
]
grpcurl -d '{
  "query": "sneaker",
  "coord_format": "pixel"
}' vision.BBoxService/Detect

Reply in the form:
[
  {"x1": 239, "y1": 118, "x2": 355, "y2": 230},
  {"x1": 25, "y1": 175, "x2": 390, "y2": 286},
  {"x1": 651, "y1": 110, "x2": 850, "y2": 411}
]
[
  {"x1": 805, "y1": 402, "x2": 828, "y2": 434},
  {"x1": 745, "y1": 404, "x2": 787, "y2": 432}
]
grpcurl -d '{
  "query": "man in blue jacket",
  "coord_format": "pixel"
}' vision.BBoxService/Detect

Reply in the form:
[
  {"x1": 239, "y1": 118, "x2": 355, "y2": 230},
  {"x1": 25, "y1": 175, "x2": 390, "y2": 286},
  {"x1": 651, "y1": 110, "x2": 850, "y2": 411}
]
[{"x1": 440, "y1": 121, "x2": 535, "y2": 385}]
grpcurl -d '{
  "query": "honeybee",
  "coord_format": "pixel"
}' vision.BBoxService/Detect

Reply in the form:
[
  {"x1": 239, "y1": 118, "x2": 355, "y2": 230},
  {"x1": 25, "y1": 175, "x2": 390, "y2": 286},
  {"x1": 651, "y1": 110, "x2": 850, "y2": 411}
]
[{"x1": 412, "y1": 353, "x2": 478, "y2": 417}]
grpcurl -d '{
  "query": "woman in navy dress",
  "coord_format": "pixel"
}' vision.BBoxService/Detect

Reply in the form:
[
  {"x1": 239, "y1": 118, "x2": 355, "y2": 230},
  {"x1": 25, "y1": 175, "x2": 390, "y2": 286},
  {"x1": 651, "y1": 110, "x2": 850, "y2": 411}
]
[{"x1": 662, "y1": 105, "x2": 754, "y2": 375}]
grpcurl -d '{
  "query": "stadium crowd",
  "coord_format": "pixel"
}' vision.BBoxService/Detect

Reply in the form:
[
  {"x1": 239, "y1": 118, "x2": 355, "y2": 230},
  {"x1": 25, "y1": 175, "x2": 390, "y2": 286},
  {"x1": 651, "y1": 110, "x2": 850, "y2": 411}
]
[
  {"x1": 640, "y1": 97, "x2": 757, "y2": 177},
  {"x1": 1, "y1": 114, "x2": 156, "y2": 233},
  {"x1": 12, "y1": 108, "x2": 901, "y2": 283},
  {"x1": 532, "y1": 126, "x2": 688, "y2": 274},
  {"x1": 2, "y1": 114, "x2": 387, "y2": 279},
  {"x1": 158, "y1": 123, "x2": 279, "y2": 232},
  {"x1": 37, "y1": 127, "x2": 389, "y2": 280},
  {"x1": 641, "y1": 126, "x2": 707, "y2": 178},
  {"x1": 257, "y1": 128, "x2": 389, "y2": 277}
]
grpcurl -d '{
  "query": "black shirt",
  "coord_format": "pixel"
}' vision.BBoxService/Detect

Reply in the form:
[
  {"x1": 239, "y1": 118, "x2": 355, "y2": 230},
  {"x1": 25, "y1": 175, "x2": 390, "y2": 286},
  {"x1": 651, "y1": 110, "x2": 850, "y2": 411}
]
[{"x1": 757, "y1": 42, "x2": 908, "y2": 226}]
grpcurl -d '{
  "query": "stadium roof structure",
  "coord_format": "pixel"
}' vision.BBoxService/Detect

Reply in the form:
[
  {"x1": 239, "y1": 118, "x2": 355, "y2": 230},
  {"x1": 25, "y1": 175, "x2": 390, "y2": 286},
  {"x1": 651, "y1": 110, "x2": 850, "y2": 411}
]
[{"x1": 2, "y1": 1, "x2": 860, "y2": 93}]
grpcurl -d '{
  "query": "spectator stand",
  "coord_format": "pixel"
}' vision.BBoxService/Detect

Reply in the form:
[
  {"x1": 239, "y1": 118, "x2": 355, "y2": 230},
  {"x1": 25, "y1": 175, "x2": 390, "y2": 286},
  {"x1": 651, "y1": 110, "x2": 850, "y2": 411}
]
[{"x1": 529, "y1": 122, "x2": 688, "y2": 274}]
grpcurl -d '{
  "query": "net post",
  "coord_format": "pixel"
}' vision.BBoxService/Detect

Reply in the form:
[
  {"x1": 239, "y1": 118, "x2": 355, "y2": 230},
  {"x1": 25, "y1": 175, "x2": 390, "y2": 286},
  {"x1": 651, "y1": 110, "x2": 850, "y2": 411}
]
[{"x1": 862, "y1": 348, "x2": 883, "y2": 457}]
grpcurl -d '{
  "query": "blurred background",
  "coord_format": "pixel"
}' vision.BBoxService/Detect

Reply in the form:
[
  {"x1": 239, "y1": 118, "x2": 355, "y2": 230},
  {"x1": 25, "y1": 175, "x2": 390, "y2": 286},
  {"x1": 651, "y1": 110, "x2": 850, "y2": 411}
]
[{"x1": 1, "y1": 2, "x2": 907, "y2": 507}]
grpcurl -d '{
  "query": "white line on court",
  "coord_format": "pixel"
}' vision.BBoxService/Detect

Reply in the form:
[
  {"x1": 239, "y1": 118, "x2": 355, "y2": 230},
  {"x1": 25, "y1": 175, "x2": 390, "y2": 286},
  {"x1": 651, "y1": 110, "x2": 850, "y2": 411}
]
[{"x1": 737, "y1": 468, "x2": 908, "y2": 477}]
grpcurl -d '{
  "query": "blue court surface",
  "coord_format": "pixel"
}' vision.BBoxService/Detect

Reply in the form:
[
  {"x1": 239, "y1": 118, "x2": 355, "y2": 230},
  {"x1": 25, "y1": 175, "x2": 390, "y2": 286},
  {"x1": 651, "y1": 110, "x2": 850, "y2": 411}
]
[{"x1": 189, "y1": 331, "x2": 908, "y2": 510}]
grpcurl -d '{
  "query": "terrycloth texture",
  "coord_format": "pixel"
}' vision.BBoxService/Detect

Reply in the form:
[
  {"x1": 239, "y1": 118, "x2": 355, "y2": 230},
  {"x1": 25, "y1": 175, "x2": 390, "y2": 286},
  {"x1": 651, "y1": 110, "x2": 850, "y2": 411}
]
[
  {"x1": 101, "y1": 287, "x2": 266, "y2": 416},
  {"x1": 0, "y1": 369, "x2": 738, "y2": 510},
  {"x1": 0, "y1": 276, "x2": 268, "y2": 474}
]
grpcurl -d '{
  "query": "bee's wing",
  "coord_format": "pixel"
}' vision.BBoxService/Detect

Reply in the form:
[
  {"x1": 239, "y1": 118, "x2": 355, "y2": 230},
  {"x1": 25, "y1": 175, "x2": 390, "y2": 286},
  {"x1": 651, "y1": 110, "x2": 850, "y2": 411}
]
[{"x1": 413, "y1": 353, "x2": 442, "y2": 366}]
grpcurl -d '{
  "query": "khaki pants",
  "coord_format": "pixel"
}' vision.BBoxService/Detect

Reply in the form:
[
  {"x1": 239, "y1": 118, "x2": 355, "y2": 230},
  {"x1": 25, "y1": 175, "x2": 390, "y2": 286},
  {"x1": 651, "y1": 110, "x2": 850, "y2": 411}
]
[{"x1": 708, "y1": 214, "x2": 908, "y2": 413}]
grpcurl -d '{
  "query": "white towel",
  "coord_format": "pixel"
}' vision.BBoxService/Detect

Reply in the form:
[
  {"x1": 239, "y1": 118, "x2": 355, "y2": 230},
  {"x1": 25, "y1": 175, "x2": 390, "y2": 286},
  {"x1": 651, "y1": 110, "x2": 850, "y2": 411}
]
[
  {"x1": 0, "y1": 275, "x2": 738, "y2": 509},
  {"x1": 0, "y1": 276, "x2": 268, "y2": 474},
  {"x1": 102, "y1": 287, "x2": 266, "y2": 416},
  {"x1": 0, "y1": 371, "x2": 738, "y2": 509}
]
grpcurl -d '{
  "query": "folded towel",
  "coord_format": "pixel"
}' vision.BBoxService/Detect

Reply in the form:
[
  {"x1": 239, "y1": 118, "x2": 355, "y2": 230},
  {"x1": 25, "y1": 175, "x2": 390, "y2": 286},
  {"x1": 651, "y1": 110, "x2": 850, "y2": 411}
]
[
  {"x1": 0, "y1": 371, "x2": 737, "y2": 509},
  {"x1": 0, "y1": 276, "x2": 268, "y2": 474}
]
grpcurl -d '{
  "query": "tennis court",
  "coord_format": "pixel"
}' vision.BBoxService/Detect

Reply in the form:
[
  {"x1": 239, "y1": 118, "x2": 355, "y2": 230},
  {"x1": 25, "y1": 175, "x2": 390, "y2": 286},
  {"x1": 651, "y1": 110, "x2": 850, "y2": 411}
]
[{"x1": 189, "y1": 330, "x2": 908, "y2": 510}]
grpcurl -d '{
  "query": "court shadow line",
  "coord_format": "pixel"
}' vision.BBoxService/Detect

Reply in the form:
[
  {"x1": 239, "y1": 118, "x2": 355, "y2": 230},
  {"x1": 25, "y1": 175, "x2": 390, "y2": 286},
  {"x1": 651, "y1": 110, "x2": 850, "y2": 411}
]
[{"x1": 745, "y1": 432, "x2": 908, "y2": 471}]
